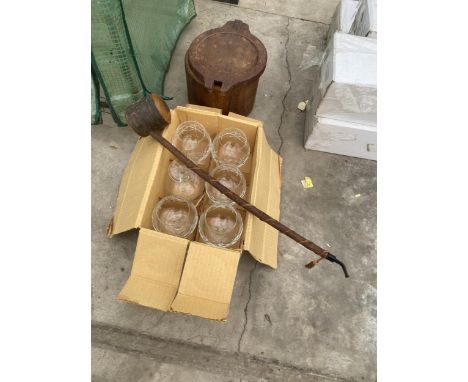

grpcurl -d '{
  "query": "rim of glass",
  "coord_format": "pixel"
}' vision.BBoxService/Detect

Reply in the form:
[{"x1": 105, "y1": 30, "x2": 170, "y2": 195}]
[
  {"x1": 205, "y1": 164, "x2": 246, "y2": 205},
  {"x1": 198, "y1": 204, "x2": 244, "y2": 248},
  {"x1": 173, "y1": 120, "x2": 212, "y2": 164},
  {"x1": 212, "y1": 128, "x2": 250, "y2": 167},
  {"x1": 152, "y1": 195, "x2": 198, "y2": 238},
  {"x1": 167, "y1": 160, "x2": 194, "y2": 183}
]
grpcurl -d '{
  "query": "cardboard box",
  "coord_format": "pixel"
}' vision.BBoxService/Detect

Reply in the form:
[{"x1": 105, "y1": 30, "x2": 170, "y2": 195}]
[
  {"x1": 327, "y1": 0, "x2": 360, "y2": 43},
  {"x1": 350, "y1": 0, "x2": 377, "y2": 38},
  {"x1": 304, "y1": 32, "x2": 376, "y2": 160},
  {"x1": 108, "y1": 105, "x2": 281, "y2": 321}
]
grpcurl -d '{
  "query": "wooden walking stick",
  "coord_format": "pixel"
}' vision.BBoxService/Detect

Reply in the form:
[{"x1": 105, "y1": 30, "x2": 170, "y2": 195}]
[{"x1": 126, "y1": 94, "x2": 349, "y2": 278}]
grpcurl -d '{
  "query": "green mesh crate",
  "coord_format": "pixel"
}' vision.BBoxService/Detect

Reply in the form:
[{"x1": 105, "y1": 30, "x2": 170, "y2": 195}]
[{"x1": 91, "y1": 0, "x2": 196, "y2": 126}]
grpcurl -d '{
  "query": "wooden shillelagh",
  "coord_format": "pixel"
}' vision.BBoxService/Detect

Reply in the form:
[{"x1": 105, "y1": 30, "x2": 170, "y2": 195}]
[{"x1": 125, "y1": 94, "x2": 349, "y2": 278}]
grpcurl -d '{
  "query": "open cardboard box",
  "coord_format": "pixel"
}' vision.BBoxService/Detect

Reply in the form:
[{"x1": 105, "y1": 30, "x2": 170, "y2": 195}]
[{"x1": 107, "y1": 105, "x2": 281, "y2": 321}]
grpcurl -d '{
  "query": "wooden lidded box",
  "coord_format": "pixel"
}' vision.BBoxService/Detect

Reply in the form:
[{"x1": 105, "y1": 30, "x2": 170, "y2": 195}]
[{"x1": 185, "y1": 20, "x2": 267, "y2": 116}]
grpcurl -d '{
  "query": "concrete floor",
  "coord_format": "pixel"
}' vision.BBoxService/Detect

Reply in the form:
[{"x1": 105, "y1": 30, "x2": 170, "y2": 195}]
[{"x1": 91, "y1": 0, "x2": 376, "y2": 381}]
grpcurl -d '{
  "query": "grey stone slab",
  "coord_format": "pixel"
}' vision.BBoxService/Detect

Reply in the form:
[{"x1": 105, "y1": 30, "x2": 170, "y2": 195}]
[
  {"x1": 240, "y1": 144, "x2": 377, "y2": 380},
  {"x1": 92, "y1": 325, "x2": 341, "y2": 381},
  {"x1": 237, "y1": 0, "x2": 340, "y2": 24},
  {"x1": 92, "y1": 1, "x2": 376, "y2": 380},
  {"x1": 237, "y1": 17, "x2": 377, "y2": 381},
  {"x1": 92, "y1": 347, "x2": 238, "y2": 382}
]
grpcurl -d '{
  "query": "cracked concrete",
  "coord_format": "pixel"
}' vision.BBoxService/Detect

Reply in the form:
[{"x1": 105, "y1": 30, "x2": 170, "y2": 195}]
[
  {"x1": 93, "y1": 324, "x2": 343, "y2": 382},
  {"x1": 238, "y1": 262, "x2": 258, "y2": 352},
  {"x1": 92, "y1": 0, "x2": 376, "y2": 380},
  {"x1": 277, "y1": 17, "x2": 291, "y2": 156},
  {"x1": 237, "y1": 0, "x2": 340, "y2": 24}
]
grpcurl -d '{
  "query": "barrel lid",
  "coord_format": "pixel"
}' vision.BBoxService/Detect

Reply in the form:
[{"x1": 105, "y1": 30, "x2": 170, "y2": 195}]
[{"x1": 187, "y1": 20, "x2": 267, "y2": 92}]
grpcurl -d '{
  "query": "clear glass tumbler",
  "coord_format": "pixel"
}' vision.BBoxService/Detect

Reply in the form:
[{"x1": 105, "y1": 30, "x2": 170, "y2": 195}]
[
  {"x1": 205, "y1": 164, "x2": 246, "y2": 205},
  {"x1": 172, "y1": 121, "x2": 212, "y2": 170},
  {"x1": 198, "y1": 205, "x2": 243, "y2": 249},
  {"x1": 152, "y1": 196, "x2": 198, "y2": 239},
  {"x1": 165, "y1": 160, "x2": 204, "y2": 201},
  {"x1": 212, "y1": 128, "x2": 250, "y2": 168}
]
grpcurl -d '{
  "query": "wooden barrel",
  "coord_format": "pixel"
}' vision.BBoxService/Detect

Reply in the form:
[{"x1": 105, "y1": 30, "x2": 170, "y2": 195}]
[{"x1": 185, "y1": 20, "x2": 267, "y2": 116}]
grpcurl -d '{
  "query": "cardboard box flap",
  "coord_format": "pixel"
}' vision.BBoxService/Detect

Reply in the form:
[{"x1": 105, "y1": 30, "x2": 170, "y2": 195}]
[
  {"x1": 118, "y1": 228, "x2": 189, "y2": 311},
  {"x1": 170, "y1": 242, "x2": 241, "y2": 321},
  {"x1": 185, "y1": 104, "x2": 223, "y2": 114},
  {"x1": 227, "y1": 111, "x2": 262, "y2": 125},
  {"x1": 243, "y1": 126, "x2": 281, "y2": 269},
  {"x1": 109, "y1": 134, "x2": 164, "y2": 236}
]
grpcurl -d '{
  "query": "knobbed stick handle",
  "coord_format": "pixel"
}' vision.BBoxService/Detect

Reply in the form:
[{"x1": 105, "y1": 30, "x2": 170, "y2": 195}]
[{"x1": 150, "y1": 130, "x2": 349, "y2": 278}]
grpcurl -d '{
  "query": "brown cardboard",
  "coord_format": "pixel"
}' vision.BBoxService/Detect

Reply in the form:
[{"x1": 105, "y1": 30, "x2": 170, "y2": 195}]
[
  {"x1": 109, "y1": 136, "x2": 164, "y2": 236},
  {"x1": 118, "y1": 229, "x2": 189, "y2": 311},
  {"x1": 170, "y1": 242, "x2": 241, "y2": 321},
  {"x1": 243, "y1": 121, "x2": 281, "y2": 268},
  {"x1": 110, "y1": 105, "x2": 281, "y2": 321}
]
